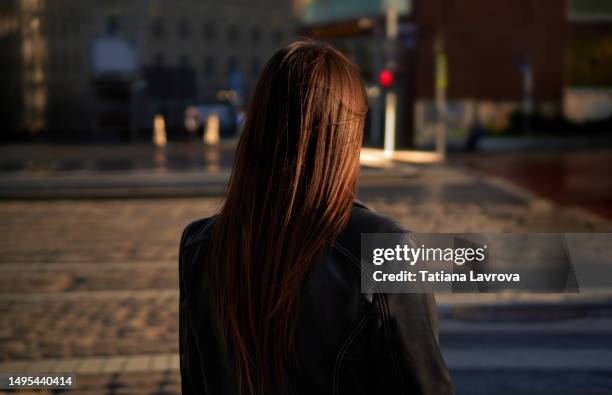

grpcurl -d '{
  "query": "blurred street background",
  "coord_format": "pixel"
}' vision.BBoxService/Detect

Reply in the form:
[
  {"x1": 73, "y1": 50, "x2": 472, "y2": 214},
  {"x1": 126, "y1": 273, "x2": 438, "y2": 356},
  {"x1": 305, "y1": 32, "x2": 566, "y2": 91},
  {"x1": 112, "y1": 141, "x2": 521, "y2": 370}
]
[{"x1": 1, "y1": 0, "x2": 612, "y2": 394}]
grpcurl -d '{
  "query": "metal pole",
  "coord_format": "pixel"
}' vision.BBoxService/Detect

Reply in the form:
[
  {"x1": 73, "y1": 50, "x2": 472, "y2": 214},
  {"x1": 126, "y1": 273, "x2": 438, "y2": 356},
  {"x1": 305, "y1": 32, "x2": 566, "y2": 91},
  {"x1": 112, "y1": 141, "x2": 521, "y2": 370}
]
[
  {"x1": 384, "y1": 91, "x2": 397, "y2": 157},
  {"x1": 383, "y1": 0, "x2": 398, "y2": 158},
  {"x1": 434, "y1": 34, "x2": 447, "y2": 161},
  {"x1": 370, "y1": 23, "x2": 383, "y2": 146}
]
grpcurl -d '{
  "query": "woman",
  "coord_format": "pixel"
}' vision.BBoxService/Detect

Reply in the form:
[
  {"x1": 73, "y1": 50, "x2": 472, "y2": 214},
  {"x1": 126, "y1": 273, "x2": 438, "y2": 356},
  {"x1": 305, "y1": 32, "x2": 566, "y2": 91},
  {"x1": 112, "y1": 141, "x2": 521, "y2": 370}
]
[{"x1": 179, "y1": 40, "x2": 453, "y2": 394}]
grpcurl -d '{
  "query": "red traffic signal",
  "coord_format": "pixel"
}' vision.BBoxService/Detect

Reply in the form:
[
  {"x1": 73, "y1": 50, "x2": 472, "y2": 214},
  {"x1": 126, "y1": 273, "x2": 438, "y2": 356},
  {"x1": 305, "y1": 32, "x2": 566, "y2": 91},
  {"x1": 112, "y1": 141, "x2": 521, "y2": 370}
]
[{"x1": 379, "y1": 69, "x2": 394, "y2": 88}]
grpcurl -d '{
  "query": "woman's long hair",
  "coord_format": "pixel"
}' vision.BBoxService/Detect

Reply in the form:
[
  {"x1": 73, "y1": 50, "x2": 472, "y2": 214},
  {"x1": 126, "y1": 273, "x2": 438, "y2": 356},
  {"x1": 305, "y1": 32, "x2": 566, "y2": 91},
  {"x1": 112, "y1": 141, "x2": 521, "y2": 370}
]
[{"x1": 205, "y1": 40, "x2": 368, "y2": 393}]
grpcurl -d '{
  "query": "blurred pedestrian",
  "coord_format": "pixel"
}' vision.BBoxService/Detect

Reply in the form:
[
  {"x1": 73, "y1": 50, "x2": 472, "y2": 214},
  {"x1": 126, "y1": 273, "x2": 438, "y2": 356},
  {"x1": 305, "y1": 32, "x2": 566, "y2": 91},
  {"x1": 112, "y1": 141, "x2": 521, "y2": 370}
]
[{"x1": 465, "y1": 119, "x2": 484, "y2": 151}]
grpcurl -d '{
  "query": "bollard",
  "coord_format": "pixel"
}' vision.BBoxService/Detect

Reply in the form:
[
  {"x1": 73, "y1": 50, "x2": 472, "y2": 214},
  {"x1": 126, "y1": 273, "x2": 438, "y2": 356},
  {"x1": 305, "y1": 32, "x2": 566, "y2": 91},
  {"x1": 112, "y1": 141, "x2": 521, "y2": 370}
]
[
  {"x1": 203, "y1": 113, "x2": 220, "y2": 145},
  {"x1": 153, "y1": 114, "x2": 167, "y2": 147}
]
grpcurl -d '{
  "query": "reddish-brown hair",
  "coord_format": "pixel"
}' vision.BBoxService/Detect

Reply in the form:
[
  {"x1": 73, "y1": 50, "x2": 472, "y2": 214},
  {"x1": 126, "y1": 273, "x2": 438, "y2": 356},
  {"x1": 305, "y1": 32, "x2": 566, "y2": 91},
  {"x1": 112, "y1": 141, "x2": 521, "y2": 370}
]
[{"x1": 204, "y1": 40, "x2": 367, "y2": 393}]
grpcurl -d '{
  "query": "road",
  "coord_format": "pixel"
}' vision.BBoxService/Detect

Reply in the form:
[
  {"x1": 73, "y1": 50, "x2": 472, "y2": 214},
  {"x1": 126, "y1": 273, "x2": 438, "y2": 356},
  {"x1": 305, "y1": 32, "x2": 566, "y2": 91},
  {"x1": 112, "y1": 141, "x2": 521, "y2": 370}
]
[{"x1": 450, "y1": 149, "x2": 612, "y2": 220}]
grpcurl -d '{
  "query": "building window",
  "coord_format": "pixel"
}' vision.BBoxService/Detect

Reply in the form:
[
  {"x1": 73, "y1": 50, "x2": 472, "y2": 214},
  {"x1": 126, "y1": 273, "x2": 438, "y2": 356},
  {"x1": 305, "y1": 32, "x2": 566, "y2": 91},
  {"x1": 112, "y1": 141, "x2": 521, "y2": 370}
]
[
  {"x1": 71, "y1": 11, "x2": 80, "y2": 36},
  {"x1": 73, "y1": 50, "x2": 81, "y2": 73},
  {"x1": 272, "y1": 28, "x2": 283, "y2": 44},
  {"x1": 251, "y1": 26, "x2": 261, "y2": 44},
  {"x1": 204, "y1": 56, "x2": 215, "y2": 77},
  {"x1": 152, "y1": 18, "x2": 164, "y2": 37},
  {"x1": 154, "y1": 53, "x2": 165, "y2": 66},
  {"x1": 178, "y1": 20, "x2": 190, "y2": 38},
  {"x1": 250, "y1": 57, "x2": 260, "y2": 77},
  {"x1": 227, "y1": 56, "x2": 237, "y2": 76},
  {"x1": 49, "y1": 52, "x2": 57, "y2": 73},
  {"x1": 203, "y1": 21, "x2": 215, "y2": 40},
  {"x1": 44, "y1": 15, "x2": 54, "y2": 36},
  {"x1": 61, "y1": 15, "x2": 70, "y2": 36},
  {"x1": 61, "y1": 52, "x2": 69, "y2": 71},
  {"x1": 106, "y1": 15, "x2": 119, "y2": 34},
  {"x1": 179, "y1": 54, "x2": 191, "y2": 68},
  {"x1": 227, "y1": 25, "x2": 239, "y2": 43}
]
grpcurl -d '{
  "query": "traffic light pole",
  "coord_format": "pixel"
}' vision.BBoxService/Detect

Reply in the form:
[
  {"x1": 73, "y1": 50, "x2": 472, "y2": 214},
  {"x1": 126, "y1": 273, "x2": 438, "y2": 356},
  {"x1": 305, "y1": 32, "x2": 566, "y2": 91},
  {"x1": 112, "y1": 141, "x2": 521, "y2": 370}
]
[
  {"x1": 370, "y1": 23, "x2": 383, "y2": 147},
  {"x1": 383, "y1": 1, "x2": 398, "y2": 158}
]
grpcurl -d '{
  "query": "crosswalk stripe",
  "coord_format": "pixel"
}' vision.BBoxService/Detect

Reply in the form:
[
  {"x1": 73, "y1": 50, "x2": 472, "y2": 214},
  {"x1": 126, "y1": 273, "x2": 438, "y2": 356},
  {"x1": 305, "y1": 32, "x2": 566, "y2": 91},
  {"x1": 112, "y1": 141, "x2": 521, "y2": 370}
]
[{"x1": 443, "y1": 348, "x2": 612, "y2": 370}]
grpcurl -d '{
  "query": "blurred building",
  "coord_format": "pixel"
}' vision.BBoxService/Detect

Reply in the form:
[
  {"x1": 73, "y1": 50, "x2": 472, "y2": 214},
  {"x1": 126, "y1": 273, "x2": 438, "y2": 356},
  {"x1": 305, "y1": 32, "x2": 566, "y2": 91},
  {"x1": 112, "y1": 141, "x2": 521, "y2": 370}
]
[
  {"x1": 0, "y1": 0, "x2": 296, "y2": 141},
  {"x1": 0, "y1": 0, "x2": 46, "y2": 136},
  {"x1": 564, "y1": 0, "x2": 612, "y2": 123},
  {"x1": 298, "y1": 0, "x2": 612, "y2": 148}
]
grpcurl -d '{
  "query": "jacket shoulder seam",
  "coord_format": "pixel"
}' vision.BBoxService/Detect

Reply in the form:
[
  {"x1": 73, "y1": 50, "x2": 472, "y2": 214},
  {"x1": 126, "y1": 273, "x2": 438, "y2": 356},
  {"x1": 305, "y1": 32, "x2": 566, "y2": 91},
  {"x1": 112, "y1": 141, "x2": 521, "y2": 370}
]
[
  {"x1": 332, "y1": 312, "x2": 370, "y2": 395},
  {"x1": 378, "y1": 294, "x2": 408, "y2": 394},
  {"x1": 331, "y1": 241, "x2": 362, "y2": 272}
]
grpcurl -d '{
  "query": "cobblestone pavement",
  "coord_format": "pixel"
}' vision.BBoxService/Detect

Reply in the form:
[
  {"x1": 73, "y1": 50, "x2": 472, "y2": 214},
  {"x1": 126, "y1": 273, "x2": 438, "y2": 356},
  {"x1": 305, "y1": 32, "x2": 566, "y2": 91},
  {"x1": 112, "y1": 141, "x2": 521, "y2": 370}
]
[
  {"x1": 0, "y1": 371, "x2": 181, "y2": 395},
  {"x1": 1, "y1": 165, "x2": 611, "y2": 394}
]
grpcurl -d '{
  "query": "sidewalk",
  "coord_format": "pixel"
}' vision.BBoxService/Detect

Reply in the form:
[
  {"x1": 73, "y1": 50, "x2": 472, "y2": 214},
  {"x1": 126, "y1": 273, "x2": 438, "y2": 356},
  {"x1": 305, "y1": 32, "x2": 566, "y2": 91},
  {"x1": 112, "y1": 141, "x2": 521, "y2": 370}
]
[
  {"x1": 0, "y1": 143, "x2": 420, "y2": 199},
  {"x1": 0, "y1": 166, "x2": 421, "y2": 199}
]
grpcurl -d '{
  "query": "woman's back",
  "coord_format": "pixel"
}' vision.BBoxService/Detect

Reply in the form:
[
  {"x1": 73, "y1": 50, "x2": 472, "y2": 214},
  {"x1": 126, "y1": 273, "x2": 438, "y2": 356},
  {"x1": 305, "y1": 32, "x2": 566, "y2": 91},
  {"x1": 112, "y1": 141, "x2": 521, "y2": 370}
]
[
  {"x1": 179, "y1": 202, "x2": 453, "y2": 394},
  {"x1": 179, "y1": 40, "x2": 452, "y2": 394}
]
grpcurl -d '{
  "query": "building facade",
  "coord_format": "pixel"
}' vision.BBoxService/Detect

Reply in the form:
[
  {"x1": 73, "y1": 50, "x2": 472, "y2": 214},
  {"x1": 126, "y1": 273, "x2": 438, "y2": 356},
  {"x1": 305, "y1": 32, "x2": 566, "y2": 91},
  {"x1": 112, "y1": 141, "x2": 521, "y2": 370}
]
[
  {"x1": 299, "y1": 0, "x2": 612, "y2": 148},
  {"x1": 1, "y1": 0, "x2": 296, "y2": 141}
]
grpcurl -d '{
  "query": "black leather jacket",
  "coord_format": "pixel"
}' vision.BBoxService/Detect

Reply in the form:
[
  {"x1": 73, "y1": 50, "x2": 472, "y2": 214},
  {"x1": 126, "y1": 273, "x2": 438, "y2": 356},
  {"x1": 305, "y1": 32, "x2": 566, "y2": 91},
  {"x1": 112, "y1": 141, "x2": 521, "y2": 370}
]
[{"x1": 179, "y1": 201, "x2": 453, "y2": 394}]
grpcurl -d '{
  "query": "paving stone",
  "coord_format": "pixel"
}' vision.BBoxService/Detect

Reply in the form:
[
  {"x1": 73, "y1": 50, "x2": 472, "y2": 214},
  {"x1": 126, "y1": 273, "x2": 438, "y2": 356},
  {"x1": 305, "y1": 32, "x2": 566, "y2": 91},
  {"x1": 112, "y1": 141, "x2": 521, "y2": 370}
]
[
  {"x1": 76, "y1": 357, "x2": 107, "y2": 374},
  {"x1": 101, "y1": 357, "x2": 127, "y2": 374}
]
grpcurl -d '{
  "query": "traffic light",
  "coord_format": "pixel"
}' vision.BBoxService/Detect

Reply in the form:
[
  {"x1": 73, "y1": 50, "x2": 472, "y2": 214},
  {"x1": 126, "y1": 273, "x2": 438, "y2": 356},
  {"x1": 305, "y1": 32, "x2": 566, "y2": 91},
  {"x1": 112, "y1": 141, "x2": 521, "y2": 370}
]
[{"x1": 379, "y1": 69, "x2": 394, "y2": 89}]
